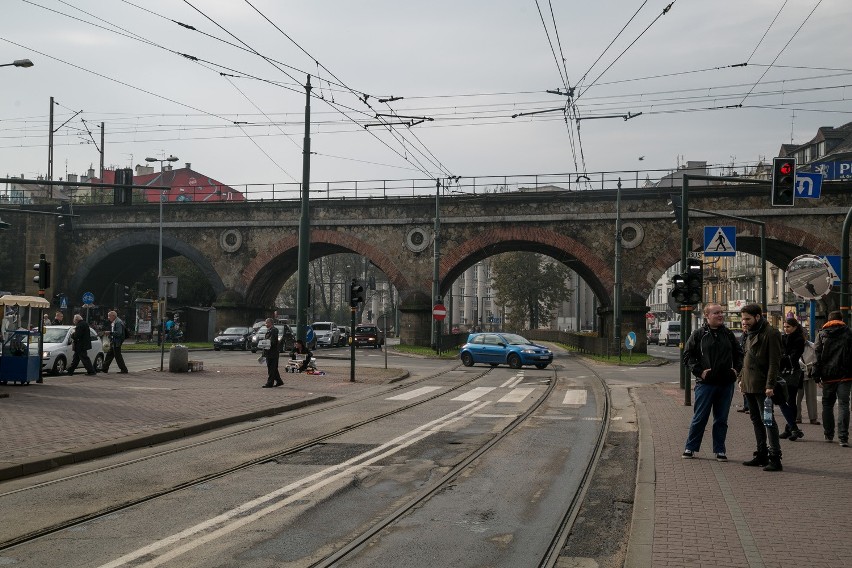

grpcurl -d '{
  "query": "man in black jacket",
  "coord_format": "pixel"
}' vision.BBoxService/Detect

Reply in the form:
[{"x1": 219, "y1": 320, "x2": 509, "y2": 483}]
[
  {"x1": 261, "y1": 318, "x2": 283, "y2": 388},
  {"x1": 814, "y1": 310, "x2": 852, "y2": 446},
  {"x1": 66, "y1": 314, "x2": 96, "y2": 375},
  {"x1": 101, "y1": 310, "x2": 129, "y2": 374},
  {"x1": 681, "y1": 303, "x2": 744, "y2": 461}
]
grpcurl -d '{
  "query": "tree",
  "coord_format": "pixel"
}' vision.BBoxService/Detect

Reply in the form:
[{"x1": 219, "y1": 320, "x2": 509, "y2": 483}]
[{"x1": 490, "y1": 253, "x2": 572, "y2": 330}]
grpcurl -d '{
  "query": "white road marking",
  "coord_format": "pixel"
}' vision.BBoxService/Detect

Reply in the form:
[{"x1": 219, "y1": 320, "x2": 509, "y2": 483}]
[
  {"x1": 386, "y1": 386, "x2": 442, "y2": 400},
  {"x1": 473, "y1": 413, "x2": 518, "y2": 418},
  {"x1": 452, "y1": 387, "x2": 496, "y2": 401},
  {"x1": 97, "y1": 400, "x2": 491, "y2": 568},
  {"x1": 497, "y1": 387, "x2": 535, "y2": 404},
  {"x1": 562, "y1": 390, "x2": 588, "y2": 406},
  {"x1": 499, "y1": 373, "x2": 525, "y2": 388}
]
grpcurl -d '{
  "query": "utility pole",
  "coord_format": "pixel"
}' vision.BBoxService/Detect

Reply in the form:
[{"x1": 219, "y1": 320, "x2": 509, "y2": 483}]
[
  {"x1": 433, "y1": 178, "x2": 441, "y2": 353},
  {"x1": 614, "y1": 178, "x2": 623, "y2": 360},
  {"x1": 48, "y1": 96, "x2": 54, "y2": 195},
  {"x1": 99, "y1": 122, "x2": 105, "y2": 180},
  {"x1": 295, "y1": 75, "x2": 312, "y2": 343}
]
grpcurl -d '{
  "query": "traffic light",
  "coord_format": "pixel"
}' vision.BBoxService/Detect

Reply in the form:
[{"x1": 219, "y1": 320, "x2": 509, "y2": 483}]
[
  {"x1": 114, "y1": 167, "x2": 133, "y2": 206},
  {"x1": 57, "y1": 201, "x2": 73, "y2": 232},
  {"x1": 32, "y1": 253, "x2": 51, "y2": 291},
  {"x1": 670, "y1": 273, "x2": 689, "y2": 304},
  {"x1": 667, "y1": 194, "x2": 684, "y2": 229},
  {"x1": 350, "y1": 279, "x2": 364, "y2": 307},
  {"x1": 122, "y1": 285, "x2": 131, "y2": 307},
  {"x1": 684, "y1": 258, "x2": 703, "y2": 305},
  {"x1": 771, "y1": 157, "x2": 796, "y2": 207}
]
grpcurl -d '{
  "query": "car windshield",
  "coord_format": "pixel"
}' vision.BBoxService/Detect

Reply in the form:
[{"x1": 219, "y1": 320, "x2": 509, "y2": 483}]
[
  {"x1": 42, "y1": 327, "x2": 68, "y2": 343},
  {"x1": 355, "y1": 326, "x2": 375, "y2": 333},
  {"x1": 223, "y1": 327, "x2": 248, "y2": 335},
  {"x1": 501, "y1": 333, "x2": 532, "y2": 345},
  {"x1": 312, "y1": 323, "x2": 331, "y2": 331}
]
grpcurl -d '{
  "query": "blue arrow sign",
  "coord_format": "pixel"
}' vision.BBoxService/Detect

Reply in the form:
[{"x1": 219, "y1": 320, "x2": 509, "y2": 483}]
[
  {"x1": 821, "y1": 255, "x2": 841, "y2": 285},
  {"x1": 704, "y1": 226, "x2": 736, "y2": 257},
  {"x1": 82, "y1": 291, "x2": 95, "y2": 304},
  {"x1": 625, "y1": 331, "x2": 637, "y2": 350},
  {"x1": 795, "y1": 172, "x2": 823, "y2": 198}
]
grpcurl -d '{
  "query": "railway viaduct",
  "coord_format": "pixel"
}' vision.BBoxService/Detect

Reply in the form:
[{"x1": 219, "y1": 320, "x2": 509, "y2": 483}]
[{"x1": 2, "y1": 179, "x2": 851, "y2": 348}]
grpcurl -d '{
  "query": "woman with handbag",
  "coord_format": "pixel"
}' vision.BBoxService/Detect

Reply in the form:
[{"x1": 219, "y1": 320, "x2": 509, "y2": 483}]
[{"x1": 779, "y1": 318, "x2": 807, "y2": 441}]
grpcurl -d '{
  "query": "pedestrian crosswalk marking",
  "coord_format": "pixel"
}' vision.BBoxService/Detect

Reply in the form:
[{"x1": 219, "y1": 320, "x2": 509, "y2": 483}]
[
  {"x1": 499, "y1": 373, "x2": 525, "y2": 388},
  {"x1": 562, "y1": 390, "x2": 588, "y2": 405},
  {"x1": 452, "y1": 387, "x2": 496, "y2": 401},
  {"x1": 497, "y1": 387, "x2": 535, "y2": 404},
  {"x1": 386, "y1": 386, "x2": 442, "y2": 401}
]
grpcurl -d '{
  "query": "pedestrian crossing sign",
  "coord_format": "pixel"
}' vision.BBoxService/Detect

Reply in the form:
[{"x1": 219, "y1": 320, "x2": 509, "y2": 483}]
[{"x1": 704, "y1": 226, "x2": 736, "y2": 257}]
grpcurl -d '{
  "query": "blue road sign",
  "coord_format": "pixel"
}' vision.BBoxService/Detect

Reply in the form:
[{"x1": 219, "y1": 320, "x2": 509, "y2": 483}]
[
  {"x1": 82, "y1": 291, "x2": 95, "y2": 304},
  {"x1": 305, "y1": 325, "x2": 315, "y2": 344},
  {"x1": 796, "y1": 302, "x2": 807, "y2": 314},
  {"x1": 60, "y1": 296, "x2": 67, "y2": 309},
  {"x1": 822, "y1": 255, "x2": 841, "y2": 285},
  {"x1": 704, "y1": 226, "x2": 736, "y2": 257},
  {"x1": 625, "y1": 331, "x2": 637, "y2": 350},
  {"x1": 795, "y1": 172, "x2": 823, "y2": 199}
]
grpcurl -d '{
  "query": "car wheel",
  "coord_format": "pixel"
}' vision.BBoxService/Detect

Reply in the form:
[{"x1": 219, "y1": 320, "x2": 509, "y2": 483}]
[
  {"x1": 94, "y1": 354, "x2": 104, "y2": 372},
  {"x1": 214, "y1": 347, "x2": 220, "y2": 351},
  {"x1": 534, "y1": 363, "x2": 548, "y2": 369},
  {"x1": 507, "y1": 353, "x2": 522, "y2": 369},
  {"x1": 460, "y1": 352, "x2": 474, "y2": 367},
  {"x1": 251, "y1": 348, "x2": 257, "y2": 354},
  {"x1": 52, "y1": 356, "x2": 67, "y2": 375}
]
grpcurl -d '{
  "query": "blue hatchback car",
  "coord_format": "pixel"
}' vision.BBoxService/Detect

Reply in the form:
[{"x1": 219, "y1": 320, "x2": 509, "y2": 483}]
[{"x1": 459, "y1": 332, "x2": 553, "y2": 369}]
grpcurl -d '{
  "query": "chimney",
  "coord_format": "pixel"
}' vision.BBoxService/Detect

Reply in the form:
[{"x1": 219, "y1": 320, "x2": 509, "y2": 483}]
[
  {"x1": 88, "y1": 167, "x2": 95, "y2": 179},
  {"x1": 67, "y1": 174, "x2": 78, "y2": 183},
  {"x1": 185, "y1": 163, "x2": 191, "y2": 170}
]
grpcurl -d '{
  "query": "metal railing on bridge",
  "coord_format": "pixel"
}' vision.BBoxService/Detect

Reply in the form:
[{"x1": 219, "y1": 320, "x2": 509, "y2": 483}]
[{"x1": 1, "y1": 162, "x2": 772, "y2": 206}]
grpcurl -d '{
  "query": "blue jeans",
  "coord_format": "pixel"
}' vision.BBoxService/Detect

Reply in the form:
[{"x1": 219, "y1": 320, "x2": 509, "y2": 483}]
[
  {"x1": 685, "y1": 381, "x2": 736, "y2": 454},
  {"x1": 822, "y1": 381, "x2": 852, "y2": 442}
]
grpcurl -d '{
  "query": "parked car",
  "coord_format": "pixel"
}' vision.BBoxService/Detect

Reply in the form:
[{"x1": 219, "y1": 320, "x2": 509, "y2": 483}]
[
  {"x1": 459, "y1": 332, "x2": 553, "y2": 369},
  {"x1": 251, "y1": 324, "x2": 296, "y2": 353},
  {"x1": 338, "y1": 325, "x2": 350, "y2": 346},
  {"x1": 648, "y1": 328, "x2": 660, "y2": 345},
  {"x1": 353, "y1": 323, "x2": 385, "y2": 349},
  {"x1": 658, "y1": 321, "x2": 681, "y2": 347},
  {"x1": 213, "y1": 326, "x2": 252, "y2": 351},
  {"x1": 34, "y1": 325, "x2": 105, "y2": 375},
  {"x1": 312, "y1": 321, "x2": 340, "y2": 348}
]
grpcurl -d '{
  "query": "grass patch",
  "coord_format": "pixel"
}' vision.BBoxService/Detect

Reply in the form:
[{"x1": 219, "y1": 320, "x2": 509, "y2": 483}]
[
  {"x1": 395, "y1": 344, "x2": 460, "y2": 359},
  {"x1": 557, "y1": 343, "x2": 654, "y2": 365}
]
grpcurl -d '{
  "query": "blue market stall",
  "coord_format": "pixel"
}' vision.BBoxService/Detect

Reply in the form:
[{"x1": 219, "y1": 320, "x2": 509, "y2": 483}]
[{"x1": 0, "y1": 294, "x2": 49, "y2": 385}]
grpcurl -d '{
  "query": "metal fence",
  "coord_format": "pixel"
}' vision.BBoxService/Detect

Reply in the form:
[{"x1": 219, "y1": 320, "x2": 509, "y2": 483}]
[{"x1": 521, "y1": 329, "x2": 619, "y2": 357}]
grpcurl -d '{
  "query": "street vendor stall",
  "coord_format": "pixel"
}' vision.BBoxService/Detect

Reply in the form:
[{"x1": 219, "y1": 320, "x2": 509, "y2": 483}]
[{"x1": 0, "y1": 294, "x2": 49, "y2": 384}]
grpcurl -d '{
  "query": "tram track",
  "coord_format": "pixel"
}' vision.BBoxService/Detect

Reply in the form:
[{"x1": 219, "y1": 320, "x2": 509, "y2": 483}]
[{"x1": 0, "y1": 363, "x2": 492, "y2": 551}]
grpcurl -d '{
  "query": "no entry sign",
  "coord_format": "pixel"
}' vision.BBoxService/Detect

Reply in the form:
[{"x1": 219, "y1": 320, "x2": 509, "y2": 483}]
[{"x1": 432, "y1": 304, "x2": 447, "y2": 321}]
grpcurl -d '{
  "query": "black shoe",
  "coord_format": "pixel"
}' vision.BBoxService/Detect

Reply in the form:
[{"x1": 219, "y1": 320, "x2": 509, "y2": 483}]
[
  {"x1": 119, "y1": 370, "x2": 129, "y2": 374},
  {"x1": 790, "y1": 429, "x2": 804, "y2": 441},
  {"x1": 262, "y1": 383, "x2": 274, "y2": 388},
  {"x1": 86, "y1": 372, "x2": 97, "y2": 376},
  {"x1": 101, "y1": 370, "x2": 109, "y2": 374},
  {"x1": 779, "y1": 428, "x2": 791, "y2": 439},
  {"x1": 743, "y1": 451, "x2": 769, "y2": 467},
  {"x1": 763, "y1": 454, "x2": 783, "y2": 472},
  {"x1": 274, "y1": 381, "x2": 284, "y2": 387}
]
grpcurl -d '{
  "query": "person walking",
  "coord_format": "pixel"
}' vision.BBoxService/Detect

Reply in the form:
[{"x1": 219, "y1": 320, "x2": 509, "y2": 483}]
[
  {"x1": 261, "y1": 318, "x2": 283, "y2": 388},
  {"x1": 739, "y1": 303, "x2": 784, "y2": 471},
  {"x1": 778, "y1": 318, "x2": 806, "y2": 441},
  {"x1": 52, "y1": 311, "x2": 64, "y2": 325},
  {"x1": 101, "y1": 310, "x2": 129, "y2": 374},
  {"x1": 813, "y1": 310, "x2": 852, "y2": 447},
  {"x1": 796, "y1": 338, "x2": 820, "y2": 425},
  {"x1": 681, "y1": 303, "x2": 744, "y2": 461},
  {"x1": 66, "y1": 314, "x2": 96, "y2": 376}
]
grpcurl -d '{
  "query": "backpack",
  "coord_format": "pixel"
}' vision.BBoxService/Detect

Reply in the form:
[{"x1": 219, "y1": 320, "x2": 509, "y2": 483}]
[{"x1": 819, "y1": 327, "x2": 852, "y2": 381}]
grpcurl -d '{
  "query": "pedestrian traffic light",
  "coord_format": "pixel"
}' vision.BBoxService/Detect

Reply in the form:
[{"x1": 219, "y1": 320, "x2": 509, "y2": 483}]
[
  {"x1": 685, "y1": 258, "x2": 703, "y2": 305},
  {"x1": 771, "y1": 157, "x2": 796, "y2": 207},
  {"x1": 350, "y1": 279, "x2": 364, "y2": 307},
  {"x1": 667, "y1": 194, "x2": 684, "y2": 229},
  {"x1": 32, "y1": 253, "x2": 51, "y2": 290},
  {"x1": 122, "y1": 285, "x2": 131, "y2": 307},
  {"x1": 671, "y1": 273, "x2": 689, "y2": 304}
]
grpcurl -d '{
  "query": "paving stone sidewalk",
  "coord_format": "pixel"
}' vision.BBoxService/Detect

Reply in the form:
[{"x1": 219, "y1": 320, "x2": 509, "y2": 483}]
[
  {"x1": 635, "y1": 382, "x2": 852, "y2": 568},
  {"x1": 0, "y1": 363, "x2": 406, "y2": 481}
]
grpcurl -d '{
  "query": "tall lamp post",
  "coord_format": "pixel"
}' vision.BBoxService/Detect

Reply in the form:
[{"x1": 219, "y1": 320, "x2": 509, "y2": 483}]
[
  {"x1": 0, "y1": 59, "x2": 34, "y2": 68},
  {"x1": 145, "y1": 155, "x2": 178, "y2": 371}
]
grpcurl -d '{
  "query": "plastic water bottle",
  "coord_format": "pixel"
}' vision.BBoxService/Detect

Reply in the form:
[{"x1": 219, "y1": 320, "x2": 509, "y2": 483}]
[{"x1": 763, "y1": 396, "x2": 774, "y2": 427}]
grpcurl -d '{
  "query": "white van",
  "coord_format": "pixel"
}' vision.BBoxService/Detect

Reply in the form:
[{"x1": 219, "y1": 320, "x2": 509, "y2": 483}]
[{"x1": 658, "y1": 321, "x2": 681, "y2": 347}]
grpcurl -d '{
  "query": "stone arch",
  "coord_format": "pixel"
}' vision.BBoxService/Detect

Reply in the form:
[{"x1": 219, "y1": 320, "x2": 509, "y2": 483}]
[
  {"x1": 240, "y1": 229, "x2": 411, "y2": 307},
  {"x1": 441, "y1": 226, "x2": 615, "y2": 307},
  {"x1": 67, "y1": 231, "x2": 225, "y2": 301}
]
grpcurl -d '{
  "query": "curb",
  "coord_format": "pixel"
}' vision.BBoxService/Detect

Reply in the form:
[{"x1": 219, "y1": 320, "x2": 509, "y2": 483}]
[
  {"x1": 624, "y1": 387, "x2": 655, "y2": 568},
  {"x1": 0, "y1": 395, "x2": 335, "y2": 482}
]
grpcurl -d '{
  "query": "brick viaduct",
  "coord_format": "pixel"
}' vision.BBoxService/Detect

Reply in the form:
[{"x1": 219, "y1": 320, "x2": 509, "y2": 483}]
[{"x1": 2, "y1": 180, "x2": 850, "y2": 349}]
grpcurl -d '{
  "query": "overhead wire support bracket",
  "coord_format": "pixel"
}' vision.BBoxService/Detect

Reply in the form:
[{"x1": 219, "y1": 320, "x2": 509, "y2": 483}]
[
  {"x1": 364, "y1": 121, "x2": 416, "y2": 128},
  {"x1": 378, "y1": 96, "x2": 403, "y2": 103},
  {"x1": 511, "y1": 106, "x2": 567, "y2": 119},
  {"x1": 546, "y1": 88, "x2": 575, "y2": 97},
  {"x1": 375, "y1": 113, "x2": 433, "y2": 122}
]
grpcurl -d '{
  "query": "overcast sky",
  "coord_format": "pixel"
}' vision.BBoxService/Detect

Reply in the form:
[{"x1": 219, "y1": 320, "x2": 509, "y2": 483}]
[{"x1": 1, "y1": 0, "x2": 849, "y2": 189}]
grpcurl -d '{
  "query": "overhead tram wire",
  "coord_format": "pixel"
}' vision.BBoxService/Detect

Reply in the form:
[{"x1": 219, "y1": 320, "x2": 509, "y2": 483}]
[
  {"x1": 743, "y1": 0, "x2": 789, "y2": 65},
  {"x1": 576, "y1": 0, "x2": 680, "y2": 103},
  {"x1": 739, "y1": 0, "x2": 824, "y2": 106},
  {"x1": 239, "y1": 0, "x2": 454, "y2": 179}
]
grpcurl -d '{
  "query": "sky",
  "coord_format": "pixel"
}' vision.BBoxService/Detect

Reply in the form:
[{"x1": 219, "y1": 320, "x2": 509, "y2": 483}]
[{"x1": 1, "y1": 0, "x2": 850, "y2": 191}]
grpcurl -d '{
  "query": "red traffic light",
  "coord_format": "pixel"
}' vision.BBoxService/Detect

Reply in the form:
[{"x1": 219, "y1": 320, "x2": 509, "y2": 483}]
[{"x1": 779, "y1": 162, "x2": 793, "y2": 175}]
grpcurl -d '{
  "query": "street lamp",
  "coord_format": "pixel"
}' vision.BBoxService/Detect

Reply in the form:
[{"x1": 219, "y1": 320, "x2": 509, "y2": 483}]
[
  {"x1": 145, "y1": 155, "x2": 178, "y2": 370},
  {"x1": 0, "y1": 59, "x2": 34, "y2": 68}
]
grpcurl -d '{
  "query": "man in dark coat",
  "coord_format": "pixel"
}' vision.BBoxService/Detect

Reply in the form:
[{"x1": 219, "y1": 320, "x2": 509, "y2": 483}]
[
  {"x1": 67, "y1": 314, "x2": 96, "y2": 375},
  {"x1": 101, "y1": 310, "x2": 129, "y2": 374},
  {"x1": 261, "y1": 318, "x2": 283, "y2": 388},
  {"x1": 814, "y1": 310, "x2": 852, "y2": 447}
]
